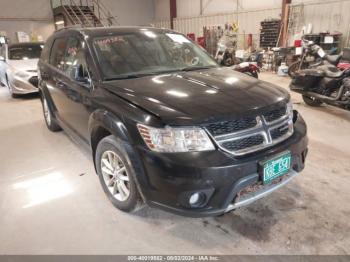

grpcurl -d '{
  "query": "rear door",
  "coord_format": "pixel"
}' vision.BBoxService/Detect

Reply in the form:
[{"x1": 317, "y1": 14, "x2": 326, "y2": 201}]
[
  {"x1": 46, "y1": 37, "x2": 68, "y2": 120},
  {"x1": 52, "y1": 35, "x2": 93, "y2": 142}
]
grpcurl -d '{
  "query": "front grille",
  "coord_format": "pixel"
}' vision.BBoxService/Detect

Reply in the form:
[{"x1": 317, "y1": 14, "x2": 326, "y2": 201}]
[
  {"x1": 263, "y1": 105, "x2": 287, "y2": 122},
  {"x1": 270, "y1": 122, "x2": 289, "y2": 140},
  {"x1": 29, "y1": 76, "x2": 38, "y2": 88},
  {"x1": 206, "y1": 117, "x2": 257, "y2": 136},
  {"x1": 221, "y1": 135, "x2": 264, "y2": 151},
  {"x1": 205, "y1": 103, "x2": 293, "y2": 156}
]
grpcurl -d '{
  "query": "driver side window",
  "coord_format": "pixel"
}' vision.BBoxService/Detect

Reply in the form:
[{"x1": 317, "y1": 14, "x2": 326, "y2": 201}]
[{"x1": 64, "y1": 37, "x2": 89, "y2": 80}]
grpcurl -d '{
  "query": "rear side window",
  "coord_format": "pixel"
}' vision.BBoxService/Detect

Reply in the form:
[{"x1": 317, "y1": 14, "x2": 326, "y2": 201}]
[{"x1": 49, "y1": 38, "x2": 67, "y2": 70}]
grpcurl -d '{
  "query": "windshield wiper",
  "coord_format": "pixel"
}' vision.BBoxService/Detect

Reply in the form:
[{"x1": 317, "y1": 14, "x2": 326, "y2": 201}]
[
  {"x1": 180, "y1": 66, "x2": 217, "y2": 72},
  {"x1": 104, "y1": 72, "x2": 158, "y2": 81}
]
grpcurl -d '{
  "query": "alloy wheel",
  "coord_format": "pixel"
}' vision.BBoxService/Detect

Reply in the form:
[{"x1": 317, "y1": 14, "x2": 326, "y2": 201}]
[
  {"x1": 43, "y1": 98, "x2": 51, "y2": 126},
  {"x1": 101, "y1": 150, "x2": 130, "y2": 202}
]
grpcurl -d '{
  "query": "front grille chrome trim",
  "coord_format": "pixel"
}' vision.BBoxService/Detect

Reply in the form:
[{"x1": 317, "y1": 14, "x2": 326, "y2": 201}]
[{"x1": 205, "y1": 108, "x2": 294, "y2": 156}]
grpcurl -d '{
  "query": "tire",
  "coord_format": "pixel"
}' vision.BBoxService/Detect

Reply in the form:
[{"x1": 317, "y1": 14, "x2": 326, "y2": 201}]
[
  {"x1": 96, "y1": 135, "x2": 142, "y2": 212},
  {"x1": 288, "y1": 61, "x2": 303, "y2": 78},
  {"x1": 302, "y1": 95, "x2": 323, "y2": 107},
  {"x1": 41, "y1": 93, "x2": 62, "y2": 132}
]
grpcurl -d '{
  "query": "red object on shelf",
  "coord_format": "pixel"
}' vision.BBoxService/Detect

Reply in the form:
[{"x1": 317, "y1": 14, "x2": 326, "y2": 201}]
[
  {"x1": 187, "y1": 33, "x2": 195, "y2": 41},
  {"x1": 247, "y1": 34, "x2": 253, "y2": 47},
  {"x1": 197, "y1": 37, "x2": 205, "y2": 48},
  {"x1": 294, "y1": 39, "x2": 302, "y2": 47}
]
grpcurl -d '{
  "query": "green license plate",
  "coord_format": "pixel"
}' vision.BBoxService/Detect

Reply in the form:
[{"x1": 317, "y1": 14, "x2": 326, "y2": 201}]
[{"x1": 262, "y1": 151, "x2": 291, "y2": 184}]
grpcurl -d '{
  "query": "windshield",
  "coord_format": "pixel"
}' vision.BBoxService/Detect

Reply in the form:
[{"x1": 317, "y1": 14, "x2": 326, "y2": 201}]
[
  {"x1": 93, "y1": 31, "x2": 218, "y2": 80},
  {"x1": 9, "y1": 44, "x2": 43, "y2": 60}
]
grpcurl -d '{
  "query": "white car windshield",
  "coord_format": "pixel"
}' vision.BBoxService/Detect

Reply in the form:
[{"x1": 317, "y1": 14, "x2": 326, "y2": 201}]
[{"x1": 9, "y1": 44, "x2": 43, "y2": 60}]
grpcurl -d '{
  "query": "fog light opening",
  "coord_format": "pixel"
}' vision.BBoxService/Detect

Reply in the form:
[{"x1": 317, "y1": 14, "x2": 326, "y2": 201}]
[{"x1": 189, "y1": 192, "x2": 205, "y2": 207}]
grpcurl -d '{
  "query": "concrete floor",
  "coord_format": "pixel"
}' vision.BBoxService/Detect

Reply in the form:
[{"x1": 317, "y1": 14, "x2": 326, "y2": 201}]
[{"x1": 0, "y1": 72, "x2": 350, "y2": 255}]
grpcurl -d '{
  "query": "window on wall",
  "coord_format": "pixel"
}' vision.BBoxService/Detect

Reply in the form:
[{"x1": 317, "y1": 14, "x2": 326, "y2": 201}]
[{"x1": 49, "y1": 38, "x2": 67, "y2": 70}]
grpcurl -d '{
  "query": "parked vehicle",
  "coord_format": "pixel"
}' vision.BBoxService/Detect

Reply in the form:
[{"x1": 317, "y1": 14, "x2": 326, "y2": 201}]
[
  {"x1": 290, "y1": 64, "x2": 350, "y2": 110},
  {"x1": 288, "y1": 36, "x2": 342, "y2": 77},
  {"x1": 38, "y1": 27, "x2": 308, "y2": 217},
  {"x1": 0, "y1": 42, "x2": 43, "y2": 97},
  {"x1": 231, "y1": 62, "x2": 260, "y2": 78},
  {"x1": 215, "y1": 39, "x2": 237, "y2": 66}
]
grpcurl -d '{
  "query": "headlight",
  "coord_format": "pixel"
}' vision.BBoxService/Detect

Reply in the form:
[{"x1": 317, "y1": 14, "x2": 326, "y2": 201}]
[
  {"x1": 15, "y1": 71, "x2": 30, "y2": 78},
  {"x1": 287, "y1": 100, "x2": 293, "y2": 119},
  {"x1": 137, "y1": 124, "x2": 215, "y2": 152}
]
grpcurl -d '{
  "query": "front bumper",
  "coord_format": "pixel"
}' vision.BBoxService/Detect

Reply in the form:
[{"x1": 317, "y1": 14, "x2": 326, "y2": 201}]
[
  {"x1": 10, "y1": 74, "x2": 38, "y2": 94},
  {"x1": 133, "y1": 111, "x2": 308, "y2": 217}
]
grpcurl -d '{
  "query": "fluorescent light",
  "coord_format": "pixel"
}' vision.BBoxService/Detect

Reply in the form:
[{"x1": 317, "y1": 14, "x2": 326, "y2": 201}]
[{"x1": 55, "y1": 20, "x2": 64, "y2": 25}]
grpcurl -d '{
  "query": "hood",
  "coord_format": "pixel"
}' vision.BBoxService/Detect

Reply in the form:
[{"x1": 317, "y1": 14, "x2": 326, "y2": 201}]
[
  {"x1": 8, "y1": 59, "x2": 38, "y2": 72},
  {"x1": 104, "y1": 67, "x2": 290, "y2": 125}
]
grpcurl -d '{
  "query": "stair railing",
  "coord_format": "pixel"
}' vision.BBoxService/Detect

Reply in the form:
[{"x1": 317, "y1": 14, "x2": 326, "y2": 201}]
[
  {"x1": 69, "y1": 0, "x2": 94, "y2": 27},
  {"x1": 51, "y1": 0, "x2": 117, "y2": 27},
  {"x1": 91, "y1": 0, "x2": 118, "y2": 26},
  {"x1": 63, "y1": 3, "x2": 84, "y2": 26}
]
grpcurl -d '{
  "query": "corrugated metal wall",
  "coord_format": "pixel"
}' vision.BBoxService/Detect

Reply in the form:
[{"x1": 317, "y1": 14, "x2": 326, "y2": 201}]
[
  {"x1": 175, "y1": 8, "x2": 280, "y2": 37},
  {"x1": 152, "y1": 0, "x2": 350, "y2": 48},
  {"x1": 151, "y1": 20, "x2": 171, "y2": 30},
  {"x1": 289, "y1": 0, "x2": 350, "y2": 47},
  {"x1": 152, "y1": 8, "x2": 280, "y2": 49}
]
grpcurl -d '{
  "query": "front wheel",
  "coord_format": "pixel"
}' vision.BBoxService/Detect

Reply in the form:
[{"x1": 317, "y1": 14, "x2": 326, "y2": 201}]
[
  {"x1": 288, "y1": 61, "x2": 306, "y2": 78},
  {"x1": 302, "y1": 95, "x2": 323, "y2": 107},
  {"x1": 41, "y1": 94, "x2": 62, "y2": 132},
  {"x1": 96, "y1": 135, "x2": 142, "y2": 212}
]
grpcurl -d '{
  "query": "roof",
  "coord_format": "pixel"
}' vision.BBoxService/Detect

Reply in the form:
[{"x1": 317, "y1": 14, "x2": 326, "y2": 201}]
[{"x1": 56, "y1": 26, "x2": 176, "y2": 38}]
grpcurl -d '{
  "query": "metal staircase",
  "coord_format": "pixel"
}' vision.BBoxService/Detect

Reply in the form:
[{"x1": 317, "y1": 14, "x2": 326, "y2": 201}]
[{"x1": 51, "y1": 0, "x2": 118, "y2": 29}]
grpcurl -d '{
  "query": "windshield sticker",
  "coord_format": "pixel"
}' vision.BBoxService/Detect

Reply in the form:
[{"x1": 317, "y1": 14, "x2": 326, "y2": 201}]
[
  {"x1": 95, "y1": 36, "x2": 125, "y2": 46},
  {"x1": 166, "y1": 33, "x2": 190, "y2": 44}
]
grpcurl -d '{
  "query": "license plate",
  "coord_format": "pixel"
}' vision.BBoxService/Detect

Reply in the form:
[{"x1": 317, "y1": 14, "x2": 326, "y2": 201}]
[{"x1": 261, "y1": 151, "x2": 291, "y2": 184}]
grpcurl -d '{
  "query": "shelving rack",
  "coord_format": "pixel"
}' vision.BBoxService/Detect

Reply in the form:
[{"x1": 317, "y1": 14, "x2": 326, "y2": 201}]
[{"x1": 259, "y1": 19, "x2": 281, "y2": 49}]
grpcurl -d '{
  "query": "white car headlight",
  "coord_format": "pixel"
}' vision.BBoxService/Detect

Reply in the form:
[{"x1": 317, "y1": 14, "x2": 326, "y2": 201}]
[
  {"x1": 137, "y1": 124, "x2": 215, "y2": 153},
  {"x1": 15, "y1": 71, "x2": 30, "y2": 78}
]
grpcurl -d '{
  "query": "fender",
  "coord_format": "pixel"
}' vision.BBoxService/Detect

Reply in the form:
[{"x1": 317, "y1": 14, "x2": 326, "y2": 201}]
[
  {"x1": 38, "y1": 80, "x2": 59, "y2": 115},
  {"x1": 88, "y1": 109, "x2": 130, "y2": 144},
  {"x1": 88, "y1": 109, "x2": 150, "y2": 202}
]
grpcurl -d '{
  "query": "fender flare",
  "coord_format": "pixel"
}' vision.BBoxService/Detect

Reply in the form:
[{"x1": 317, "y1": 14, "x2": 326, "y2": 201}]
[
  {"x1": 88, "y1": 109, "x2": 149, "y2": 202},
  {"x1": 88, "y1": 109, "x2": 130, "y2": 144}
]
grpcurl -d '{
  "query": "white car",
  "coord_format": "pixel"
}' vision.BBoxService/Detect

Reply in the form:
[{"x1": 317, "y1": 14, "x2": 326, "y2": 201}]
[{"x1": 0, "y1": 42, "x2": 43, "y2": 97}]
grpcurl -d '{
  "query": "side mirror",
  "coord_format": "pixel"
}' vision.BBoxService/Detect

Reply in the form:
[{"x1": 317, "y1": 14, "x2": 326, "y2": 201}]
[{"x1": 71, "y1": 64, "x2": 90, "y2": 85}]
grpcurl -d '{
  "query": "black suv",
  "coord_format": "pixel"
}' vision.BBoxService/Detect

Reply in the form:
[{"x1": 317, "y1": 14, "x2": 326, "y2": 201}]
[{"x1": 38, "y1": 27, "x2": 308, "y2": 217}]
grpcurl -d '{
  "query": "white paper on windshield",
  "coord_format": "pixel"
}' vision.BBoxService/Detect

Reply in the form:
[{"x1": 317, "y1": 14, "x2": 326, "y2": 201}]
[
  {"x1": 324, "y1": 36, "x2": 334, "y2": 44},
  {"x1": 166, "y1": 33, "x2": 190, "y2": 43},
  {"x1": 318, "y1": 48, "x2": 326, "y2": 58}
]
